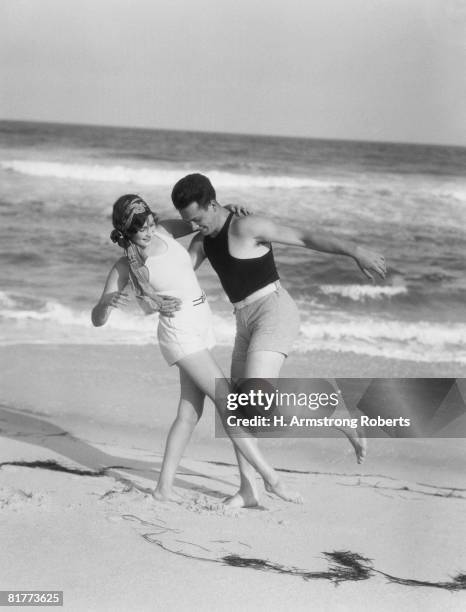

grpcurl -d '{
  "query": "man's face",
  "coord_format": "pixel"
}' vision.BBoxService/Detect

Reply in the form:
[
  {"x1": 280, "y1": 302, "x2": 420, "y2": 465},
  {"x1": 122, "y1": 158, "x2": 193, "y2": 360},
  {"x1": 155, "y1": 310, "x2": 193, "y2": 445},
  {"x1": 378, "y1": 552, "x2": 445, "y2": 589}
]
[{"x1": 179, "y1": 201, "x2": 217, "y2": 236}]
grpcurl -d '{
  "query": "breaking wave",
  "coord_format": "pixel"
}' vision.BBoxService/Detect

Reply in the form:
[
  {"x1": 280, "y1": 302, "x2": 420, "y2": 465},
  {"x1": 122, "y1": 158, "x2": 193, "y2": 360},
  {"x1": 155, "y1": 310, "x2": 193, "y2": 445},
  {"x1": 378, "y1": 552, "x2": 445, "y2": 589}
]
[
  {"x1": 1, "y1": 291, "x2": 465, "y2": 363},
  {"x1": 0, "y1": 160, "x2": 330, "y2": 189}
]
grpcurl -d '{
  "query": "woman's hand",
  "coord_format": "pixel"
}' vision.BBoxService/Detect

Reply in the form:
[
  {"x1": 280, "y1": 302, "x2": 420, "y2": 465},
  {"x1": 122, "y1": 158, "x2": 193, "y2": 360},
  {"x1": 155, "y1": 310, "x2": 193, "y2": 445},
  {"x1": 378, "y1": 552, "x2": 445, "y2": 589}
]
[
  {"x1": 92, "y1": 259, "x2": 131, "y2": 327},
  {"x1": 92, "y1": 291, "x2": 130, "y2": 326},
  {"x1": 224, "y1": 203, "x2": 251, "y2": 217},
  {"x1": 104, "y1": 291, "x2": 131, "y2": 309}
]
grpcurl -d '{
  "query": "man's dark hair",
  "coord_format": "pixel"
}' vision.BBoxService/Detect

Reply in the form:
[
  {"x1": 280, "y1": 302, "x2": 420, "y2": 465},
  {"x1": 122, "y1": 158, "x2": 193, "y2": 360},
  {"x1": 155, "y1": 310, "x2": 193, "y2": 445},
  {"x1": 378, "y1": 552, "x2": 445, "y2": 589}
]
[{"x1": 171, "y1": 174, "x2": 216, "y2": 210}]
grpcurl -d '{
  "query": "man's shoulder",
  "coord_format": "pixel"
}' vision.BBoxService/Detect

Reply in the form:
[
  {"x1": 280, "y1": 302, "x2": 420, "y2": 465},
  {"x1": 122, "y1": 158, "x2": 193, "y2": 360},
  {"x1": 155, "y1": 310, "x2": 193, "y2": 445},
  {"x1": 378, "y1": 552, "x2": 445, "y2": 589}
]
[
  {"x1": 230, "y1": 214, "x2": 268, "y2": 234},
  {"x1": 230, "y1": 214, "x2": 274, "y2": 239}
]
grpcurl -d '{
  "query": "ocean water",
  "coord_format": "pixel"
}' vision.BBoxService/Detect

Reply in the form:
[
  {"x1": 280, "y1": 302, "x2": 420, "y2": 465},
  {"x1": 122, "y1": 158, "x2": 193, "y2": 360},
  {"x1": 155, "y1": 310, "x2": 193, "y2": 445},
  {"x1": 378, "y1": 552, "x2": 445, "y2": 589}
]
[{"x1": 1, "y1": 120, "x2": 465, "y2": 364}]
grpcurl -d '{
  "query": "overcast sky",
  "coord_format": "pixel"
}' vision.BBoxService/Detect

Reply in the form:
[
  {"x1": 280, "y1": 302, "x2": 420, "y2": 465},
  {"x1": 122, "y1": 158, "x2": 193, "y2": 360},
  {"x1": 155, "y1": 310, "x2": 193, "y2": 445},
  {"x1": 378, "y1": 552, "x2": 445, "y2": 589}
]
[{"x1": 1, "y1": 0, "x2": 465, "y2": 145}]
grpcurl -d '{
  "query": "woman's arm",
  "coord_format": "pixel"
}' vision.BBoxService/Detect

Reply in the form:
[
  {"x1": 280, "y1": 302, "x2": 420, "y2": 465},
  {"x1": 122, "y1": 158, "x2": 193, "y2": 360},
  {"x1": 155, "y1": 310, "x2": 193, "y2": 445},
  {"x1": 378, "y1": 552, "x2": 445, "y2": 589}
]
[
  {"x1": 159, "y1": 204, "x2": 252, "y2": 239},
  {"x1": 158, "y1": 219, "x2": 195, "y2": 239},
  {"x1": 91, "y1": 257, "x2": 130, "y2": 326}
]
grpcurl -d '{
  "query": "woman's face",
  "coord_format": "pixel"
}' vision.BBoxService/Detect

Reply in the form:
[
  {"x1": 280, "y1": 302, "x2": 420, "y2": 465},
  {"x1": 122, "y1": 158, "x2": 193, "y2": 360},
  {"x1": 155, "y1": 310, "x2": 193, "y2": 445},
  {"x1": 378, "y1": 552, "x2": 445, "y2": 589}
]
[{"x1": 129, "y1": 214, "x2": 157, "y2": 248}]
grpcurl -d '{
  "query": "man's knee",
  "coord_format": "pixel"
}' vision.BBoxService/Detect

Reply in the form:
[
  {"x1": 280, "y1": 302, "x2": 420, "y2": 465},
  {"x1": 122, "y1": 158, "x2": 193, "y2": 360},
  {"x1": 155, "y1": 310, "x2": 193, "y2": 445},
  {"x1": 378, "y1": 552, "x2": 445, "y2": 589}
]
[{"x1": 244, "y1": 350, "x2": 285, "y2": 378}]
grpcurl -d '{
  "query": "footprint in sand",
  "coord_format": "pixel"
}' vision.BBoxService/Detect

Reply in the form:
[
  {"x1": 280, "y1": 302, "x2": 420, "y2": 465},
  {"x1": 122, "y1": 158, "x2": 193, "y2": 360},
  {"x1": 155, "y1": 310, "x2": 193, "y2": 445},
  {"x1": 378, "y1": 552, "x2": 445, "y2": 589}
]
[{"x1": 0, "y1": 487, "x2": 46, "y2": 510}]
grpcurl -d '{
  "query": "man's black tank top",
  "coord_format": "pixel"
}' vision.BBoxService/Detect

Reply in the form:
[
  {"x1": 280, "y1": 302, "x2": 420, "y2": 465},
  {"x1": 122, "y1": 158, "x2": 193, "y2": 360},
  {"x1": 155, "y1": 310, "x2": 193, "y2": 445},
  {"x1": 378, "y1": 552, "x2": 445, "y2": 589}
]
[{"x1": 203, "y1": 213, "x2": 279, "y2": 303}]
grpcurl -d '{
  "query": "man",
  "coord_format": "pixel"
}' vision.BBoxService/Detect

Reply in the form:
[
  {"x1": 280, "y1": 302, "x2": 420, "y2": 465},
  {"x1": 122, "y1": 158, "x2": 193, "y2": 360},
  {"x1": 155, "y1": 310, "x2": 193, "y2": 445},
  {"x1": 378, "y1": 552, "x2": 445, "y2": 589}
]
[{"x1": 171, "y1": 173, "x2": 386, "y2": 508}]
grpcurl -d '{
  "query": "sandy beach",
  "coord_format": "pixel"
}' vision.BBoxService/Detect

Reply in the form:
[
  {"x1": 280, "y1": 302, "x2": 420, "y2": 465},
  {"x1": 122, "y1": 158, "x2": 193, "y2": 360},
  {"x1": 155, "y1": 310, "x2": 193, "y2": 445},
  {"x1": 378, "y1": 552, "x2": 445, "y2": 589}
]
[{"x1": 0, "y1": 344, "x2": 465, "y2": 611}]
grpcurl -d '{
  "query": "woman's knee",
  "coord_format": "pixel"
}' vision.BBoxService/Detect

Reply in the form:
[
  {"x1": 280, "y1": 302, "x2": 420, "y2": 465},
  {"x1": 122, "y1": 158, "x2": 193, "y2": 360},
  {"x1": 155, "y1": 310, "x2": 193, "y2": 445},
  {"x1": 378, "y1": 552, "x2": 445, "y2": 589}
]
[
  {"x1": 177, "y1": 350, "x2": 228, "y2": 399},
  {"x1": 175, "y1": 404, "x2": 203, "y2": 427}
]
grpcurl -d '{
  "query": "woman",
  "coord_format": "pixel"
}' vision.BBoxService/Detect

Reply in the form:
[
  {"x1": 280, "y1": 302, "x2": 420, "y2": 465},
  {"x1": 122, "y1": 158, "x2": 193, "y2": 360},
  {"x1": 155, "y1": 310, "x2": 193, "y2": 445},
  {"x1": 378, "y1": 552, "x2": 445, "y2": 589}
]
[{"x1": 92, "y1": 194, "x2": 301, "y2": 505}]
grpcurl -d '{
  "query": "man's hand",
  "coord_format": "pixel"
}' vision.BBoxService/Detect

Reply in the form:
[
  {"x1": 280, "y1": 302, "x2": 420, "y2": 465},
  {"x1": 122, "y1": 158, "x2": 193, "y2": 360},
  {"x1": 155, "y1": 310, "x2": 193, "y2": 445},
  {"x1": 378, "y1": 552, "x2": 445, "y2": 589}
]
[
  {"x1": 156, "y1": 294, "x2": 182, "y2": 317},
  {"x1": 353, "y1": 247, "x2": 386, "y2": 281},
  {"x1": 224, "y1": 203, "x2": 251, "y2": 217}
]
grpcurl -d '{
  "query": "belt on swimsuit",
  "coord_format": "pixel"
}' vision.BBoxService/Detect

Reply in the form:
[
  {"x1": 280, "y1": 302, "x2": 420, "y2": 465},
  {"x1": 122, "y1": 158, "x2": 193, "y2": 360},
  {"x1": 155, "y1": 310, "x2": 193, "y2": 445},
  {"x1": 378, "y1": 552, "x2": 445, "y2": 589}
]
[
  {"x1": 192, "y1": 292, "x2": 207, "y2": 306},
  {"x1": 233, "y1": 281, "x2": 281, "y2": 311}
]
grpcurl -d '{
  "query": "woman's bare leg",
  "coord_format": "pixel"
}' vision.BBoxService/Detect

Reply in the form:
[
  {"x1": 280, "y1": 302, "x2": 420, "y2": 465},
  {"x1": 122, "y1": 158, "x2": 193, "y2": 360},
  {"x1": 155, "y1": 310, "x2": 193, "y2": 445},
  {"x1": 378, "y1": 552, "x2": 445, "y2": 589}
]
[
  {"x1": 154, "y1": 368, "x2": 205, "y2": 501},
  {"x1": 177, "y1": 349, "x2": 302, "y2": 505}
]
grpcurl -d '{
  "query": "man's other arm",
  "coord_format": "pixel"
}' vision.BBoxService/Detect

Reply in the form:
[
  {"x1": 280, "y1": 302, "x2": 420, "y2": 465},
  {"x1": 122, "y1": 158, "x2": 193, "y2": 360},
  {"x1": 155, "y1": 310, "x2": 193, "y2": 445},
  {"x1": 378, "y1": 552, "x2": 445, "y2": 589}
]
[{"x1": 235, "y1": 216, "x2": 387, "y2": 281}]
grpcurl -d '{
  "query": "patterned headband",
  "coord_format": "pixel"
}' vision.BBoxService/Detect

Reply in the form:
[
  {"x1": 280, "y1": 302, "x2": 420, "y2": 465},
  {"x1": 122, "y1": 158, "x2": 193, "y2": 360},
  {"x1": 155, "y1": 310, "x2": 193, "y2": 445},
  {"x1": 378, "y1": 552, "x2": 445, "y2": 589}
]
[
  {"x1": 116, "y1": 198, "x2": 150, "y2": 234},
  {"x1": 122, "y1": 198, "x2": 149, "y2": 231}
]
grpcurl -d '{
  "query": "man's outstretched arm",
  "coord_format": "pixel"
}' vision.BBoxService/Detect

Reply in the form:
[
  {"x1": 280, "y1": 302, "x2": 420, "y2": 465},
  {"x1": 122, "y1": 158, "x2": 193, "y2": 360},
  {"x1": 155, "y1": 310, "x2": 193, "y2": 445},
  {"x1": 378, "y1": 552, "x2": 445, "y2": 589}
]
[{"x1": 236, "y1": 216, "x2": 387, "y2": 281}]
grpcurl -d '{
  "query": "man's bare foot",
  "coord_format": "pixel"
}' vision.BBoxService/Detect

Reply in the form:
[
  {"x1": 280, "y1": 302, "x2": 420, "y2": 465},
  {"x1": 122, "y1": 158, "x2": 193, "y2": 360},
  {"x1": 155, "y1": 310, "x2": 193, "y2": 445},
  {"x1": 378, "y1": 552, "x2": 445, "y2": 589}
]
[
  {"x1": 223, "y1": 481, "x2": 260, "y2": 508},
  {"x1": 264, "y1": 478, "x2": 303, "y2": 504},
  {"x1": 338, "y1": 426, "x2": 367, "y2": 464},
  {"x1": 223, "y1": 491, "x2": 260, "y2": 508},
  {"x1": 152, "y1": 487, "x2": 184, "y2": 503}
]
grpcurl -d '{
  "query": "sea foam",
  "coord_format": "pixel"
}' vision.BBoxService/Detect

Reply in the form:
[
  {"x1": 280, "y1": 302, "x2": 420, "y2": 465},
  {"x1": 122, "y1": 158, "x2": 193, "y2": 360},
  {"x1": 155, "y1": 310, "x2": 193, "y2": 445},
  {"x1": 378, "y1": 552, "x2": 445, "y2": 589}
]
[
  {"x1": 1, "y1": 292, "x2": 465, "y2": 363},
  {"x1": 0, "y1": 160, "x2": 329, "y2": 189},
  {"x1": 298, "y1": 317, "x2": 466, "y2": 363},
  {"x1": 318, "y1": 284, "x2": 408, "y2": 301}
]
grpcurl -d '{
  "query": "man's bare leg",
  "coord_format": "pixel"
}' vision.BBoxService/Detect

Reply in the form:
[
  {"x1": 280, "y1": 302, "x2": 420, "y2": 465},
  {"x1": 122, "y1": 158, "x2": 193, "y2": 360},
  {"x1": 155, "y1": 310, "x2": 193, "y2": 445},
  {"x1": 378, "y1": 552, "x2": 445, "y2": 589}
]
[
  {"x1": 334, "y1": 425, "x2": 367, "y2": 464},
  {"x1": 176, "y1": 350, "x2": 302, "y2": 506},
  {"x1": 224, "y1": 355, "x2": 367, "y2": 508},
  {"x1": 153, "y1": 368, "x2": 205, "y2": 501},
  {"x1": 224, "y1": 350, "x2": 287, "y2": 508},
  {"x1": 328, "y1": 378, "x2": 367, "y2": 464}
]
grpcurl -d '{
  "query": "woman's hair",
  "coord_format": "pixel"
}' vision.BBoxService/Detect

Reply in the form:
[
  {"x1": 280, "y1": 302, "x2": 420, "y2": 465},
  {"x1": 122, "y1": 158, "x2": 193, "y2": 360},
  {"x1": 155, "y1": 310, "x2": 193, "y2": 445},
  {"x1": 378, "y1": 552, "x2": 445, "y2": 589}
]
[{"x1": 110, "y1": 194, "x2": 156, "y2": 248}]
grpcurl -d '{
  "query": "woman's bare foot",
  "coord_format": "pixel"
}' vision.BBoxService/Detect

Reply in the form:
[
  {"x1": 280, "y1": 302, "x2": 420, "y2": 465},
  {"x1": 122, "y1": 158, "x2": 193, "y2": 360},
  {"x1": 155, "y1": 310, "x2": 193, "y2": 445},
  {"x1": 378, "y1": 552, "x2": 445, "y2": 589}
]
[
  {"x1": 152, "y1": 487, "x2": 185, "y2": 503},
  {"x1": 264, "y1": 478, "x2": 303, "y2": 504}
]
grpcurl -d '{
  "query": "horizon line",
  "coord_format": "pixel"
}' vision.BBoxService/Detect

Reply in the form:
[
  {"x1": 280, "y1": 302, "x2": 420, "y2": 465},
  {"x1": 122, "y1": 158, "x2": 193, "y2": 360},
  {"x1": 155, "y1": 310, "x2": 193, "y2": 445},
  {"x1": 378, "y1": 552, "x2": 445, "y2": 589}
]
[{"x1": 0, "y1": 117, "x2": 465, "y2": 150}]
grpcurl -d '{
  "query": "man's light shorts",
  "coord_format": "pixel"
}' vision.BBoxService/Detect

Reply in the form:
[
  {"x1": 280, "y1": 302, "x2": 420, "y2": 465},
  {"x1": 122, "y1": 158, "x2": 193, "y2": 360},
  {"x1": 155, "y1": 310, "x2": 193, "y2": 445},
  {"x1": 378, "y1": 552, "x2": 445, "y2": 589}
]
[
  {"x1": 158, "y1": 300, "x2": 215, "y2": 366},
  {"x1": 232, "y1": 286, "x2": 300, "y2": 363}
]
